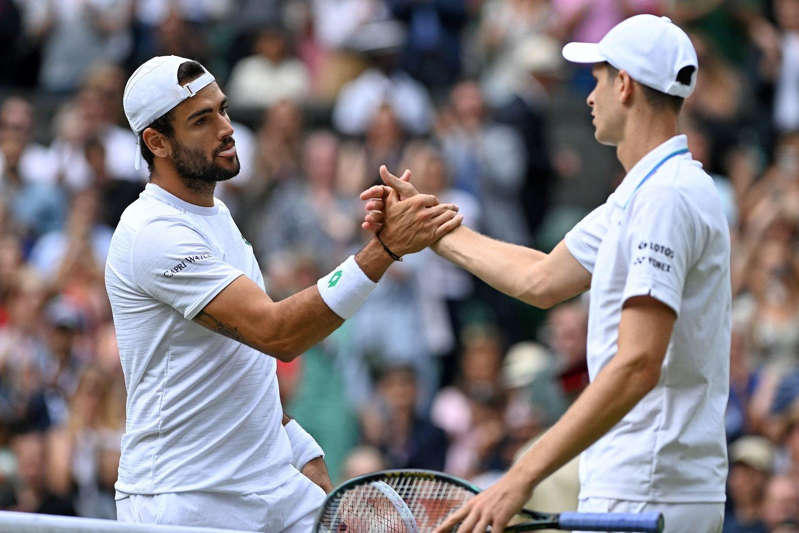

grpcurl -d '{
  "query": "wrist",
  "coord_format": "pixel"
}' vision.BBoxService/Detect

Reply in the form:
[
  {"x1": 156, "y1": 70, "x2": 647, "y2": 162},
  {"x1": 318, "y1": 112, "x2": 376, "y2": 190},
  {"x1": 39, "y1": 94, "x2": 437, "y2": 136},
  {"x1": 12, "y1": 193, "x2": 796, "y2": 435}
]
[
  {"x1": 317, "y1": 255, "x2": 377, "y2": 319},
  {"x1": 354, "y1": 238, "x2": 395, "y2": 282},
  {"x1": 509, "y1": 461, "x2": 540, "y2": 493},
  {"x1": 376, "y1": 231, "x2": 403, "y2": 261}
]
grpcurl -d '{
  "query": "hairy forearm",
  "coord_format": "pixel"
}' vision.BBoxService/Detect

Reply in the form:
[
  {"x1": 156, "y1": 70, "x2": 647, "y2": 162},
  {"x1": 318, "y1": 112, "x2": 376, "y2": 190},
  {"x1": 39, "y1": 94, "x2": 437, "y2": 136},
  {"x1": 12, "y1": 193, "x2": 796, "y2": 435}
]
[
  {"x1": 194, "y1": 240, "x2": 396, "y2": 361},
  {"x1": 513, "y1": 356, "x2": 659, "y2": 486},
  {"x1": 195, "y1": 284, "x2": 343, "y2": 361},
  {"x1": 433, "y1": 226, "x2": 550, "y2": 306}
]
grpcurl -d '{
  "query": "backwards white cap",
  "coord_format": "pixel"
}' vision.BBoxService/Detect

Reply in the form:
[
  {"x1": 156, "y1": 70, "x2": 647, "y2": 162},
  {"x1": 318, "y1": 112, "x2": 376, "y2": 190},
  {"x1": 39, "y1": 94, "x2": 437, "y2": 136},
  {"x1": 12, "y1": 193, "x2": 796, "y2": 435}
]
[
  {"x1": 562, "y1": 14, "x2": 698, "y2": 99},
  {"x1": 123, "y1": 55, "x2": 216, "y2": 169}
]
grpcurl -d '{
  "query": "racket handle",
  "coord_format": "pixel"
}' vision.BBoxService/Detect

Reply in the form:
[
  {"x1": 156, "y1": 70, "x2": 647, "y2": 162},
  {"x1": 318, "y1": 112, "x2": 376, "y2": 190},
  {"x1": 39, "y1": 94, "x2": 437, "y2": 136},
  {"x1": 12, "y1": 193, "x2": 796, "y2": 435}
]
[{"x1": 558, "y1": 511, "x2": 664, "y2": 532}]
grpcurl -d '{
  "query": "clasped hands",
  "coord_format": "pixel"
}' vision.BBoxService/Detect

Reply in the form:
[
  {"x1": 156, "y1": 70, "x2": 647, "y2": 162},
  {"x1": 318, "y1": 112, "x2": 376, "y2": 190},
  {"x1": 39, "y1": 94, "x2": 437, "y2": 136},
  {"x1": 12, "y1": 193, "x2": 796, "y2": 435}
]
[{"x1": 360, "y1": 165, "x2": 462, "y2": 258}]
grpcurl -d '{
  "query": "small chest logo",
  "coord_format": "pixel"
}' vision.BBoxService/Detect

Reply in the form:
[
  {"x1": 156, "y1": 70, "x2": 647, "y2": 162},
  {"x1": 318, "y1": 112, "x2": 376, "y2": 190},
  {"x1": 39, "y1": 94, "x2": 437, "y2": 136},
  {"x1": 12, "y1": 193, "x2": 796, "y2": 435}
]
[{"x1": 328, "y1": 270, "x2": 342, "y2": 288}]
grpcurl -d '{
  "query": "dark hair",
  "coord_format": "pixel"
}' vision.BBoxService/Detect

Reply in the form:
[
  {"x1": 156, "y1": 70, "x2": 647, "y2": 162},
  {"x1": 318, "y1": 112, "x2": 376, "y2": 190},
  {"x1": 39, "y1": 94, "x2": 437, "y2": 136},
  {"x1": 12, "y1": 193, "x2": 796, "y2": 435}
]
[
  {"x1": 139, "y1": 60, "x2": 207, "y2": 172},
  {"x1": 604, "y1": 63, "x2": 693, "y2": 114}
]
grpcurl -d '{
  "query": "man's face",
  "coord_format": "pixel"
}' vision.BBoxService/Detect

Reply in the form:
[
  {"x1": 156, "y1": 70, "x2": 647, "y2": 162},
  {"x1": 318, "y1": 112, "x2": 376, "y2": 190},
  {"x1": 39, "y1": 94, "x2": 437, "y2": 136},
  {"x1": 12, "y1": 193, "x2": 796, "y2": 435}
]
[
  {"x1": 168, "y1": 82, "x2": 240, "y2": 186},
  {"x1": 587, "y1": 64, "x2": 624, "y2": 146}
]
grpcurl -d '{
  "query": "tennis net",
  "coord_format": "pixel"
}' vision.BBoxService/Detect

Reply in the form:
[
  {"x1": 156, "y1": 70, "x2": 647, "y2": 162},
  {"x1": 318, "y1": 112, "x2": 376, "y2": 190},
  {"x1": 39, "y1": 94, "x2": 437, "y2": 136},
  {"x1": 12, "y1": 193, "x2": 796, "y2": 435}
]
[{"x1": 0, "y1": 511, "x2": 253, "y2": 532}]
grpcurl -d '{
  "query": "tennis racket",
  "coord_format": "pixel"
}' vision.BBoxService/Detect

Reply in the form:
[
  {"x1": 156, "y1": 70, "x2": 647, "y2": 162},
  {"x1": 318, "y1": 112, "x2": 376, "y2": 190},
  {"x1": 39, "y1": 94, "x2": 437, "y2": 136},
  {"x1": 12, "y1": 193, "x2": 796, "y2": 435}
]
[{"x1": 314, "y1": 469, "x2": 664, "y2": 533}]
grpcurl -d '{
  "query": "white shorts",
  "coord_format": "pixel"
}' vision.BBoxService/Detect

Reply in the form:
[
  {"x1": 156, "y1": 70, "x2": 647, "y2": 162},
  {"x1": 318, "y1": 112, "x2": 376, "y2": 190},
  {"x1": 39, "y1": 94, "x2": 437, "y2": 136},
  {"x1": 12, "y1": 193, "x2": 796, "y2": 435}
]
[
  {"x1": 116, "y1": 469, "x2": 326, "y2": 532},
  {"x1": 578, "y1": 497, "x2": 723, "y2": 533}
]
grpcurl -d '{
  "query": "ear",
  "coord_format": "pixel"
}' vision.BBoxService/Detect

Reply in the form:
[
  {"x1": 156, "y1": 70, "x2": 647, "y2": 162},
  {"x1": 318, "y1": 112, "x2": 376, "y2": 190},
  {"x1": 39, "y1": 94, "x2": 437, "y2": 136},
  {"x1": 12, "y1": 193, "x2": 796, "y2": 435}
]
[
  {"x1": 617, "y1": 70, "x2": 635, "y2": 105},
  {"x1": 141, "y1": 127, "x2": 171, "y2": 159}
]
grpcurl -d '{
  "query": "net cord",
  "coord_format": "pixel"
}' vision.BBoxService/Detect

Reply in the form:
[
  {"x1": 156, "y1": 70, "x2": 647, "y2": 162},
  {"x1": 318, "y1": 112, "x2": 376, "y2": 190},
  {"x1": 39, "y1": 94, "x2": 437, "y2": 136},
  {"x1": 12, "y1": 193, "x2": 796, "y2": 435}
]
[{"x1": 0, "y1": 511, "x2": 252, "y2": 533}]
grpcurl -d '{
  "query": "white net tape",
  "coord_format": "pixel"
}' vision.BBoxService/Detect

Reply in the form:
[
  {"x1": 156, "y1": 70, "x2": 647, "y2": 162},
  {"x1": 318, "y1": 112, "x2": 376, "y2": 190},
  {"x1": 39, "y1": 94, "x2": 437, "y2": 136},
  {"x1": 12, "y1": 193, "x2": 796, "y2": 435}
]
[{"x1": 0, "y1": 511, "x2": 252, "y2": 533}]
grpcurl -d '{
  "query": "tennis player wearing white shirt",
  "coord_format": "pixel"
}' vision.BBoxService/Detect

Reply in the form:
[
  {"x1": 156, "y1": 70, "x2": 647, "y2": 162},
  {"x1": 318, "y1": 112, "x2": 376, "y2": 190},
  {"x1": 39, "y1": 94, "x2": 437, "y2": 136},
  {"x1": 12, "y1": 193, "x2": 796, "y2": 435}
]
[
  {"x1": 364, "y1": 15, "x2": 731, "y2": 533},
  {"x1": 105, "y1": 56, "x2": 462, "y2": 532}
]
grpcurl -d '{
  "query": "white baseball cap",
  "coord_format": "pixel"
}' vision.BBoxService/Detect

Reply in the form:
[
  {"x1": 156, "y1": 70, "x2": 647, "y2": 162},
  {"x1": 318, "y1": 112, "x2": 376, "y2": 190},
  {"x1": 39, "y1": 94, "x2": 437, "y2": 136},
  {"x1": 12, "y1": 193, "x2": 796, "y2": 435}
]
[
  {"x1": 562, "y1": 14, "x2": 698, "y2": 98},
  {"x1": 123, "y1": 55, "x2": 216, "y2": 169}
]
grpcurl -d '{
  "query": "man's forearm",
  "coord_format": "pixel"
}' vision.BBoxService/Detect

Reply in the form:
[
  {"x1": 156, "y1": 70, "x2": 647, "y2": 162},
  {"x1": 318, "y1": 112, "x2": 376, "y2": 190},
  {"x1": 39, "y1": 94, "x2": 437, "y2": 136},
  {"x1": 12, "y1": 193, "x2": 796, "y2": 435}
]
[
  {"x1": 433, "y1": 226, "x2": 549, "y2": 305},
  {"x1": 301, "y1": 456, "x2": 333, "y2": 493},
  {"x1": 512, "y1": 355, "x2": 659, "y2": 487}
]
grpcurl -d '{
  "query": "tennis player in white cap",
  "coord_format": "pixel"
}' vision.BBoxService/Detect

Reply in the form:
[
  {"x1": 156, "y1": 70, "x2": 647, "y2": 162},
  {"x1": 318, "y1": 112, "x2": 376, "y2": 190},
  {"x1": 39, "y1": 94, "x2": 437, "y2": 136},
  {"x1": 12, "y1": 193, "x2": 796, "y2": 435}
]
[
  {"x1": 105, "y1": 56, "x2": 462, "y2": 531},
  {"x1": 364, "y1": 14, "x2": 731, "y2": 532}
]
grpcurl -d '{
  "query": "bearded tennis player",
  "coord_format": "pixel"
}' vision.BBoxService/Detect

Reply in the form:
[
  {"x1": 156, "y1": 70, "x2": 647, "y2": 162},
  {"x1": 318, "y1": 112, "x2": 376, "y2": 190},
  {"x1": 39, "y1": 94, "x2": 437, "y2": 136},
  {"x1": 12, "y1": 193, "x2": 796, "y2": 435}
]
[
  {"x1": 364, "y1": 15, "x2": 731, "y2": 533},
  {"x1": 105, "y1": 56, "x2": 462, "y2": 532}
]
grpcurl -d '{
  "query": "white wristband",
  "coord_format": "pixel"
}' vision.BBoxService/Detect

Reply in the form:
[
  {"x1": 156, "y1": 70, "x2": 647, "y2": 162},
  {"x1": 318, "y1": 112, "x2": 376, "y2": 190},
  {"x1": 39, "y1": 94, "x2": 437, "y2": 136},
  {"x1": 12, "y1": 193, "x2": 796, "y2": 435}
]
[
  {"x1": 316, "y1": 255, "x2": 377, "y2": 319},
  {"x1": 284, "y1": 419, "x2": 324, "y2": 469}
]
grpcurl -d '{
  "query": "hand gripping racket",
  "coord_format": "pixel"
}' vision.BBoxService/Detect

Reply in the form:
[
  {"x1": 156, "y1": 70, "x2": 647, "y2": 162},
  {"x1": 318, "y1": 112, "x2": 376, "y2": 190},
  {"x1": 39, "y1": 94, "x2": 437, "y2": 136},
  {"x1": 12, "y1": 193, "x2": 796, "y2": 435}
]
[{"x1": 314, "y1": 469, "x2": 664, "y2": 533}]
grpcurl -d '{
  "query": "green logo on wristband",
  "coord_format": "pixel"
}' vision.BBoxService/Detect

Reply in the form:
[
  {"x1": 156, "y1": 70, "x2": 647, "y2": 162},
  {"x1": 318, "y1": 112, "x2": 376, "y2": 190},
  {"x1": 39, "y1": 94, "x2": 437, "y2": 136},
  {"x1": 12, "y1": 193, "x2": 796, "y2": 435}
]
[{"x1": 329, "y1": 270, "x2": 342, "y2": 288}]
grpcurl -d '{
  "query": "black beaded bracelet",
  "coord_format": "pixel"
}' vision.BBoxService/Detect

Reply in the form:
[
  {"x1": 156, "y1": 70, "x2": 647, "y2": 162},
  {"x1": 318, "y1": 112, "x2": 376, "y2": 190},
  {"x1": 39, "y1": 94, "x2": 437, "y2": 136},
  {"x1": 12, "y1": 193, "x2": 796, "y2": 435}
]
[{"x1": 376, "y1": 232, "x2": 403, "y2": 262}]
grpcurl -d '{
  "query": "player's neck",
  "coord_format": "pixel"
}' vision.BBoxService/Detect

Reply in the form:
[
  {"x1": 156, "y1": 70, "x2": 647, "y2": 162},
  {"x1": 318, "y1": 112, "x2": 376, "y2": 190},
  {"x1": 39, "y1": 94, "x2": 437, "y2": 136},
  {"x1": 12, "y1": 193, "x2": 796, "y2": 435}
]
[
  {"x1": 616, "y1": 111, "x2": 679, "y2": 173},
  {"x1": 150, "y1": 167, "x2": 216, "y2": 207}
]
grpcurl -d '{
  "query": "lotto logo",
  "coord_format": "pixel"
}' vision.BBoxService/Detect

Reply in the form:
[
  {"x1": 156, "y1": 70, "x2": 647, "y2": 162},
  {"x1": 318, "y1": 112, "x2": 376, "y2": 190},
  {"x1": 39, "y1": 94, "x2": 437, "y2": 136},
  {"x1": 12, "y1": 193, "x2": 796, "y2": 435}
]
[{"x1": 329, "y1": 270, "x2": 342, "y2": 288}]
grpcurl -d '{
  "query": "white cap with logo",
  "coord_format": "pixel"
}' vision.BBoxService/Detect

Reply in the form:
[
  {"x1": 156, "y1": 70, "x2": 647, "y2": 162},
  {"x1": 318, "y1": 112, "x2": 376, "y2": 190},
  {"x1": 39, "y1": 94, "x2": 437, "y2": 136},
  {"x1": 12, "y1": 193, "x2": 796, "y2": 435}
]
[
  {"x1": 562, "y1": 14, "x2": 698, "y2": 99},
  {"x1": 123, "y1": 55, "x2": 216, "y2": 169}
]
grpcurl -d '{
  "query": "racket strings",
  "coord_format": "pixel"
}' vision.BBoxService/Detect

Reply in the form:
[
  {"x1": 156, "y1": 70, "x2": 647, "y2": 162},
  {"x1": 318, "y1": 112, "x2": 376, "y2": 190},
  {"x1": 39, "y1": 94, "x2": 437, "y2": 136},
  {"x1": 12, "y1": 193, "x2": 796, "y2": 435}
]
[{"x1": 318, "y1": 475, "x2": 475, "y2": 533}]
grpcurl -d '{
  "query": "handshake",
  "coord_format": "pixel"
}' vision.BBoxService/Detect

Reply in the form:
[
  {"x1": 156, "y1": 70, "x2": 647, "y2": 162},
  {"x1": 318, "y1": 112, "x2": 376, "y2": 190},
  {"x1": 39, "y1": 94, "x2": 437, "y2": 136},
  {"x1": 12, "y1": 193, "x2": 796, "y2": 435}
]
[{"x1": 359, "y1": 165, "x2": 463, "y2": 259}]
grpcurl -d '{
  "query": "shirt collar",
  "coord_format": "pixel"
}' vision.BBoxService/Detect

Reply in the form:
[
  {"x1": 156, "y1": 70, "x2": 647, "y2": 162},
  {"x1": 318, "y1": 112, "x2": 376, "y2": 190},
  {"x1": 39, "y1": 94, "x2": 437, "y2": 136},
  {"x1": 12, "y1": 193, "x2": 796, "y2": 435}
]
[
  {"x1": 611, "y1": 135, "x2": 690, "y2": 207},
  {"x1": 142, "y1": 182, "x2": 220, "y2": 216}
]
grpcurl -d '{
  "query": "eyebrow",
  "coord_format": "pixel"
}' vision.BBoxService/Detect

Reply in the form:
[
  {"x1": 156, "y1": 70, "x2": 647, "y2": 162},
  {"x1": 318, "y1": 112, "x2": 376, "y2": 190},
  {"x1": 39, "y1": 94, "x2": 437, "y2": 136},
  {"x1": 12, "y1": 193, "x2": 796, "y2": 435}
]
[{"x1": 186, "y1": 99, "x2": 228, "y2": 123}]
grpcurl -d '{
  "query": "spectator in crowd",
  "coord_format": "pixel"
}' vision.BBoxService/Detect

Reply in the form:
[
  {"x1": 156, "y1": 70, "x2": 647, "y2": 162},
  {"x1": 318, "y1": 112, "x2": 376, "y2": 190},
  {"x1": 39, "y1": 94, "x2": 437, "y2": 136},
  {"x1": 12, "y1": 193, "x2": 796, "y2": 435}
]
[
  {"x1": 332, "y1": 19, "x2": 435, "y2": 136},
  {"x1": 773, "y1": 0, "x2": 799, "y2": 133},
  {"x1": 432, "y1": 324, "x2": 503, "y2": 474},
  {"x1": 475, "y1": 0, "x2": 552, "y2": 106},
  {"x1": 6, "y1": 430, "x2": 76, "y2": 515},
  {"x1": 544, "y1": 300, "x2": 589, "y2": 403},
  {"x1": 727, "y1": 318, "x2": 763, "y2": 442},
  {"x1": 493, "y1": 34, "x2": 562, "y2": 237},
  {"x1": 0, "y1": 97, "x2": 65, "y2": 239},
  {"x1": 386, "y1": 0, "x2": 470, "y2": 91},
  {"x1": 0, "y1": 97, "x2": 57, "y2": 185},
  {"x1": 724, "y1": 436, "x2": 774, "y2": 532},
  {"x1": 0, "y1": 269, "x2": 50, "y2": 434},
  {"x1": 20, "y1": 0, "x2": 132, "y2": 93},
  {"x1": 763, "y1": 475, "x2": 799, "y2": 532},
  {"x1": 310, "y1": 0, "x2": 387, "y2": 51},
  {"x1": 401, "y1": 141, "x2": 480, "y2": 362},
  {"x1": 246, "y1": 99, "x2": 305, "y2": 204},
  {"x1": 502, "y1": 341, "x2": 566, "y2": 427},
  {"x1": 341, "y1": 445, "x2": 387, "y2": 480},
  {"x1": 48, "y1": 366, "x2": 124, "y2": 519},
  {"x1": 227, "y1": 26, "x2": 310, "y2": 111},
  {"x1": 40, "y1": 298, "x2": 87, "y2": 428},
  {"x1": 439, "y1": 80, "x2": 529, "y2": 246},
  {"x1": 361, "y1": 364, "x2": 448, "y2": 471},
  {"x1": 255, "y1": 130, "x2": 359, "y2": 272}
]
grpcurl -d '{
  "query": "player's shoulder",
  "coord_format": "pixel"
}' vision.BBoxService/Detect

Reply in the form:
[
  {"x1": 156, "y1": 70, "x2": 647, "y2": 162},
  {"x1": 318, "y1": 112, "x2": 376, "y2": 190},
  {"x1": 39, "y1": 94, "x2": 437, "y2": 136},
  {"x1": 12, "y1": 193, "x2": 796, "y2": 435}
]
[
  {"x1": 638, "y1": 160, "x2": 727, "y2": 234},
  {"x1": 115, "y1": 195, "x2": 206, "y2": 256},
  {"x1": 118, "y1": 190, "x2": 187, "y2": 229}
]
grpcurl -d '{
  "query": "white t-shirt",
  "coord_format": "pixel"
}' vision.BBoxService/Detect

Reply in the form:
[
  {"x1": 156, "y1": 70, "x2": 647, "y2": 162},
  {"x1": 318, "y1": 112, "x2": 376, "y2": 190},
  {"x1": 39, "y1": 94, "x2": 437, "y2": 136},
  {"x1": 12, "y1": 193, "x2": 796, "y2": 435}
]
[
  {"x1": 565, "y1": 135, "x2": 730, "y2": 503},
  {"x1": 105, "y1": 183, "x2": 294, "y2": 495}
]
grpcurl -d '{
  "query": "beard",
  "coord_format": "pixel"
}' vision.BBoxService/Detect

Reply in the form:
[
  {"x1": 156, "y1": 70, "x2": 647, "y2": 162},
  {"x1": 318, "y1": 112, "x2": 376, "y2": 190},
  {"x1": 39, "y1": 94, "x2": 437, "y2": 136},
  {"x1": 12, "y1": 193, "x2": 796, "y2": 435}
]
[{"x1": 172, "y1": 137, "x2": 240, "y2": 191}]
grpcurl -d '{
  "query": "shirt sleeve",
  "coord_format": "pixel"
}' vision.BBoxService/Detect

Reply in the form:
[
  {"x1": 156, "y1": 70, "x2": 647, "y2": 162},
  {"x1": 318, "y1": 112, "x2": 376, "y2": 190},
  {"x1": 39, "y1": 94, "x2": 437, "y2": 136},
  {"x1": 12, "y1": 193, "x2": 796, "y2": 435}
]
[
  {"x1": 622, "y1": 188, "x2": 699, "y2": 316},
  {"x1": 564, "y1": 203, "x2": 608, "y2": 274},
  {"x1": 131, "y1": 217, "x2": 245, "y2": 320}
]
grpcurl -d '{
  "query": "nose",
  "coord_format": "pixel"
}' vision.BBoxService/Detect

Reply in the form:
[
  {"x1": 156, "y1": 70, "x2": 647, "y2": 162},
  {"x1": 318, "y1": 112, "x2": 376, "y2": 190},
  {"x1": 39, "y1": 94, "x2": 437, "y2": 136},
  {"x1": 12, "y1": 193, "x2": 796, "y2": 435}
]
[
  {"x1": 586, "y1": 89, "x2": 595, "y2": 109},
  {"x1": 218, "y1": 113, "x2": 234, "y2": 139}
]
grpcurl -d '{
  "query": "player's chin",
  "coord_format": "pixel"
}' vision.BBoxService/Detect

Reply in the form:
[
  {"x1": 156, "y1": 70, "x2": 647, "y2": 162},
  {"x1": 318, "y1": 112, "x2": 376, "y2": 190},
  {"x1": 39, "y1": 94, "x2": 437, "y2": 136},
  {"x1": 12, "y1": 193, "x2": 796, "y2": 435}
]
[
  {"x1": 216, "y1": 154, "x2": 240, "y2": 172},
  {"x1": 594, "y1": 128, "x2": 617, "y2": 147}
]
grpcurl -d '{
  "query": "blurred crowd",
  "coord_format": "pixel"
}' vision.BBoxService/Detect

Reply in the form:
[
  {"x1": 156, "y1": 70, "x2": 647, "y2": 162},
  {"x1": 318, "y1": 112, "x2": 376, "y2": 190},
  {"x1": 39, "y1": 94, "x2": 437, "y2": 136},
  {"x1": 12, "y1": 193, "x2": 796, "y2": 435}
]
[{"x1": 1, "y1": 0, "x2": 799, "y2": 530}]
